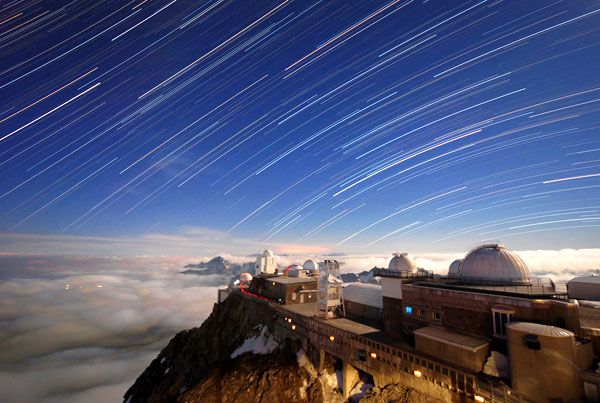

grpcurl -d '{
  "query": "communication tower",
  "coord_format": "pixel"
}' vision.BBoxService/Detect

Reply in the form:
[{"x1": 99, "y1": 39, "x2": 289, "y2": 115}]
[{"x1": 317, "y1": 260, "x2": 345, "y2": 319}]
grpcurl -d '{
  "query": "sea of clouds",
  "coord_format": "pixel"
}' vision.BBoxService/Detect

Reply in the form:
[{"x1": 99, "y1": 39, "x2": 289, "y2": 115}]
[
  {"x1": 1, "y1": 248, "x2": 598, "y2": 402},
  {"x1": 0, "y1": 255, "x2": 222, "y2": 402}
]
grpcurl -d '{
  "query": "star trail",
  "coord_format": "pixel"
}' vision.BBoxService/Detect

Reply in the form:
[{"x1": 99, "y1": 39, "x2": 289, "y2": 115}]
[{"x1": 1, "y1": 0, "x2": 600, "y2": 253}]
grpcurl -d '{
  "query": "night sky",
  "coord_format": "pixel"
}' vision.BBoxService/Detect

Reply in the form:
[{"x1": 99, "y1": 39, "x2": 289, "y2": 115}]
[{"x1": 2, "y1": 0, "x2": 600, "y2": 254}]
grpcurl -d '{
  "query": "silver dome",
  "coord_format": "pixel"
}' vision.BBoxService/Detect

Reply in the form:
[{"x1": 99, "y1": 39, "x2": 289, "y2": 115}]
[
  {"x1": 448, "y1": 259, "x2": 462, "y2": 276},
  {"x1": 263, "y1": 249, "x2": 274, "y2": 257},
  {"x1": 458, "y1": 243, "x2": 530, "y2": 284},
  {"x1": 303, "y1": 259, "x2": 319, "y2": 272},
  {"x1": 388, "y1": 252, "x2": 417, "y2": 272}
]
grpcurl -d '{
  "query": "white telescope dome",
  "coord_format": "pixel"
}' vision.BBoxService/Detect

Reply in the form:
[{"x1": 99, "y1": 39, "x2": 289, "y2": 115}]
[{"x1": 388, "y1": 252, "x2": 417, "y2": 272}]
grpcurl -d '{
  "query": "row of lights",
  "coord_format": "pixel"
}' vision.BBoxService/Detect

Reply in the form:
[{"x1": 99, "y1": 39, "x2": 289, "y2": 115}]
[
  {"x1": 411, "y1": 369, "x2": 485, "y2": 402},
  {"x1": 283, "y1": 316, "x2": 486, "y2": 402},
  {"x1": 284, "y1": 316, "x2": 296, "y2": 331}
]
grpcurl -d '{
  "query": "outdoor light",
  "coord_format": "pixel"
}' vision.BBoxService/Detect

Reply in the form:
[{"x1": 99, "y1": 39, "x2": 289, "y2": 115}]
[
  {"x1": 413, "y1": 370, "x2": 422, "y2": 377},
  {"x1": 370, "y1": 352, "x2": 377, "y2": 359},
  {"x1": 287, "y1": 318, "x2": 292, "y2": 323},
  {"x1": 474, "y1": 396, "x2": 485, "y2": 402},
  {"x1": 291, "y1": 325, "x2": 296, "y2": 330},
  {"x1": 329, "y1": 335, "x2": 335, "y2": 342}
]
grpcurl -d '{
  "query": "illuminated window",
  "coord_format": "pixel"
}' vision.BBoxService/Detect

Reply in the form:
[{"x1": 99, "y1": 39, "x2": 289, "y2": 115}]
[
  {"x1": 432, "y1": 312, "x2": 441, "y2": 321},
  {"x1": 417, "y1": 308, "x2": 425, "y2": 318},
  {"x1": 405, "y1": 306, "x2": 413, "y2": 314}
]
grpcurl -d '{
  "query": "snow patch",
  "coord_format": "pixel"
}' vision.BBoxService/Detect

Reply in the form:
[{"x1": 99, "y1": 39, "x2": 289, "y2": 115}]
[
  {"x1": 160, "y1": 357, "x2": 166, "y2": 364},
  {"x1": 296, "y1": 349, "x2": 317, "y2": 379},
  {"x1": 230, "y1": 325, "x2": 279, "y2": 358},
  {"x1": 164, "y1": 367, "x2": 170, "y2": 375},
  {"x1": 483, "y1": 351, "x2": 510, "y2": 378}
]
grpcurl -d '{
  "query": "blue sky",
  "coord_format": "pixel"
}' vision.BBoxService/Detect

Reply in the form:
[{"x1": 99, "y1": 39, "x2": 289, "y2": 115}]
[{"x1": 1, "y1": 0, "x2": 600, "y2": 255}]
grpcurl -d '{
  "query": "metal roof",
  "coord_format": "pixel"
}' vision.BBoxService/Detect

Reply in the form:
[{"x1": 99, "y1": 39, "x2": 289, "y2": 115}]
[
  {"x1": 271, "y1": 276, "x2": 316, "y2": 285},
  {"x1": 506, "y1": 322, "x2": 574, "y2": 337},
  {"x1": 568, "y1": 275, "x2": 600, "y2": 284},
  {"x1": 343, "y1": 283, "x2": 383, "y2": 308},
  {"x1": 458, "y1": 243, "x2": 530, "y2": 284},
  {"x1": 414, "y1": 326, "x2": 489, "y2": 350}
]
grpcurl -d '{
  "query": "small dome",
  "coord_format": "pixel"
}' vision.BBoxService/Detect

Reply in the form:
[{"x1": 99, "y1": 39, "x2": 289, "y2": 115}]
[
  {"x1": 448, "y1": 259, "x2": 462, "y2": 276},
  {"x1": 263, "y1": 249, "x2": 274, "y2": 257},
  {"x1": 388, "y1": 253, "x2": 417, "y2": 272},
  {"x1": 239, "y1": 272, "x2": 253, "y2": 284},
  {"x1": 303, "y1": 259, "x2": 319, "y2": 272},
  {"x1": 458, "y1": 243, "x2": 530, "y2": 284}
]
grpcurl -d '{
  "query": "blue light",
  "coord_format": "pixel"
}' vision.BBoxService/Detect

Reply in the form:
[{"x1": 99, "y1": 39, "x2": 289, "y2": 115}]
[{"x1": 405, "y1": 306, "x2": 413, "y2": 314}]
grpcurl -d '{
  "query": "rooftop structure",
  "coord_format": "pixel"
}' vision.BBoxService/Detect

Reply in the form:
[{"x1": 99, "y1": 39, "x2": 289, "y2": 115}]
[
  {"x1": 448, "y1": 259, "x2": 461, "y2": 276},
  {"x1": 343, "y1": 283, "x2": 383, "y2": 309},
  {"x1": 303, "y1": 259, "x2": 319, "y2": 273},
  {"x1": 457, "y1": 243, "x2": 530, "y2": 285},
  {"x1": 388, "y1": 252, "x2": 417, "y2": 272},
  {"x1": 568, "y1": 275, "x2": 600, "y2": 301},
  {"x1": 317, "y1": 260, "x2": 344, "y2": 319},
  {"x1": 255, "y1": 249, "x2": 277, "y2": 276}
]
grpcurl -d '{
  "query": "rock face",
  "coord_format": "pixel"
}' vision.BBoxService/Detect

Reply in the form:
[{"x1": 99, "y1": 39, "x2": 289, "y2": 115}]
[
  {"x1": 181, "y1": 257, "x2": 255, "y2": 278},
  {"x1": 124, "y1": 294, "x2": 324, "y2": 403},
  {"x1": 126, "y1": 292, "x2": 431, "y2": 403}
]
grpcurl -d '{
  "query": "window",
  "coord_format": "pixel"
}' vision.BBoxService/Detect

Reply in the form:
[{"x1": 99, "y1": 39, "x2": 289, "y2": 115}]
[
  {"x1": 492, "y1": 307, "x2": 514, "y2": 336},
  {"x1": 432, "y1": 312, "x2": 441, "y2": 321},
  {"x1": 405, "y1": 306, "x2": 413, "y2": 314},
  {"x1": 292, "y1": 292, "x2": 297, "y2": 301},
  {"x1": 417, "y1": 308, "x2": 425, "y2": 318}
]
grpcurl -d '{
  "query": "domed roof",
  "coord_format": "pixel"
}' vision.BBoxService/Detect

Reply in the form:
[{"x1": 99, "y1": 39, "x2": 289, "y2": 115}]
[
  {"x1": 388, "y1": 253, "x2": 417, "y2": 272},
  {"x1": 448, "y1": 259, "x2": 462, "y2": 276},
  {"x1": 458, "y1": 243, "x2": 530, "y2": 284},
  {"x1": 303, "y1": 259, "x2": 319, "y2": 272},
  {"x1": 263, "y1": 249, "x2": 274, "y2": 257},
  {"x1": 239, "y1": 272, "x2": 253, "y2": 283}
]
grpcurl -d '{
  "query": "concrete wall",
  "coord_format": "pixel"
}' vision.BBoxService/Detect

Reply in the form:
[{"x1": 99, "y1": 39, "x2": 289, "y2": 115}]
[
  {"x1": 344, "y1": 300, "x2": 382, "y2": 323},
  {"x1": 414, "y1": 333, "x2": 489, "y2": 373},
  {"x1": 507, "y1": 324, "x2": 582, "y2": 402}
]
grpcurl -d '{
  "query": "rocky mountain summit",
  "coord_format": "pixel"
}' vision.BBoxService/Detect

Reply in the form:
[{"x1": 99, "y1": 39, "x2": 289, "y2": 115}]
[
  {"x1": 125, "y1": 293, "x2": 422, "y2": 403},
  {"x1": 181, "y1": 256, "x2": 255, "y2": 277}
]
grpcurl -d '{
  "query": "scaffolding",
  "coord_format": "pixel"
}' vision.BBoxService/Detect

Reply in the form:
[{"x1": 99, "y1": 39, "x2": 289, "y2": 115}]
[{"x1": 317, "y1": 260, "x2": 345, "y2": 319}]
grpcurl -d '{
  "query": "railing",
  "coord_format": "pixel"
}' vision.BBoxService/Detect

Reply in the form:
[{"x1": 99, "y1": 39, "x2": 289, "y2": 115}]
[
  {"x1": 373, "y1": 268, "x2": 434, "y2": 279},
  {"x1": 412, "y1": 275, "x2": 565, "y2": 297}
]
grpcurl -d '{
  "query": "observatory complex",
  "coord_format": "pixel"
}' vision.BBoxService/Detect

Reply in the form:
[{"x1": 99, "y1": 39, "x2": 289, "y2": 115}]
[{"x1": 219, "y1": 245, "x2": 600, "y2": 402}]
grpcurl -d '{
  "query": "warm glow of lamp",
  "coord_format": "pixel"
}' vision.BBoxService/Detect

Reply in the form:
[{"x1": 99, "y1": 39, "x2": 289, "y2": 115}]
[
  {"x1": 329, "y1": 335, "x2": 335, "y2": 342},
  {"x1": 413, "y1": 370, "x2": 422, "y2": 377},
  {"x1": 370, "y1": 352, "x2": 377, "y2": 359},
  {"x1": 287, "y1": 318, "x2": 292, "y2": 323},
  {"x1": 291, "y1": 325, "x2": 296, "y2": 330},
  {"x1": 474, "y1": 396, "x2": 485, "y2": 402}
]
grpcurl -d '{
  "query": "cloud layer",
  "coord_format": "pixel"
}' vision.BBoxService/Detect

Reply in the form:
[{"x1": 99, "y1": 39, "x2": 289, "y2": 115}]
[{"x1": 0, "y1": 255, "x2": 221, "y2": 402}]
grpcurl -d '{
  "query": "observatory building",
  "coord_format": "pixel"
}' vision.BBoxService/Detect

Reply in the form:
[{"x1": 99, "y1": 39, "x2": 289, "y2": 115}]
[
  {"x1": 226, "y1": 243, "x2": 600, "y2": 402},
  {"x1": 255, "y1": 249, "x2": 277, "y2": 275}
]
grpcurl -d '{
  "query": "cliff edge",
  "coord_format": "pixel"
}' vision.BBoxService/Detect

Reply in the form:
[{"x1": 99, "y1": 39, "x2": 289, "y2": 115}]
[
  {"x1": 124, "y1": 294, "x2": 330, "y2": 403},
  {"x1": 125, "y1": 293, "x2": 421, "y2": 403}
]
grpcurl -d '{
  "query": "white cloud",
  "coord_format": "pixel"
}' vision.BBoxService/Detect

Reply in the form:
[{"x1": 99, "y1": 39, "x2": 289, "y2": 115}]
[{"x1": 0, "y1": 255, "x2": 221, "y2": 403}]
